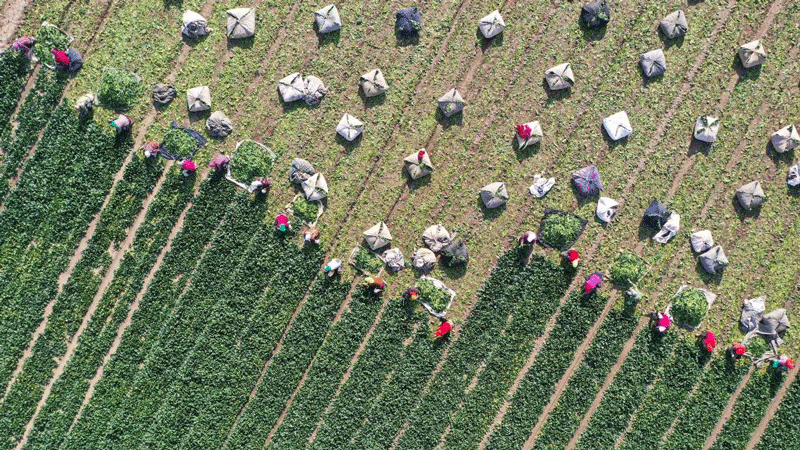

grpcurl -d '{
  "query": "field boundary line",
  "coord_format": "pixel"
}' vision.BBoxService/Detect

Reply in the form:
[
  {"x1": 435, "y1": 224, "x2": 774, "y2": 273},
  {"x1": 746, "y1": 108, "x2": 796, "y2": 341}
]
[
  {"x1": 6, "y1": 64, "x2": 39, "y2": 134},
  {"x1": 745, "y1": 370, "x2": 798, "y2": 449},
  {"x1": 258, "y1": 275, "x2": 363, "y2": 448}
]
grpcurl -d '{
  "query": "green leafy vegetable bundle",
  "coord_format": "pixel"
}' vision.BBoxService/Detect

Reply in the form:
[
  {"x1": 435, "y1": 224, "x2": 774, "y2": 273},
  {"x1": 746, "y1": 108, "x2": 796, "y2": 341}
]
[
  {"x1": 417, "y1": 279, "x2": 450, "y2": 312},
  {"x1": 540, "y1": 212, "x2": 583, "y2": 250},
  {"x1": 230, "y1": 140, "x2": 274, "y2": 185},
  {"x1": 292, "y1": 196, "x2": 318, "y2": 223},
  {"x1": 161, "y1": 127, "x2": 198, "y2": 157},
  {"x1": 34, "y1": 24, "x2": 70, "y2": 62},
  {"x1": 98, "y1": 67, "x2": 141, "y2": 111},
  {"x1": 352, "y1": 247, "x2": 383, "y2": 274},
  {"x1": 671, "y1": 288, "x2": 708, "y2": 327},
  {"x1": 609, "y1": 251, "x2": 646, "y2": 285}
]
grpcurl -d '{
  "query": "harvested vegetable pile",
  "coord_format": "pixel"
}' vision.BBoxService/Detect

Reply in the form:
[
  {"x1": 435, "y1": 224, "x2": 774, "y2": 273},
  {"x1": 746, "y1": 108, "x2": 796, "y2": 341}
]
[
  {"x1": 292, "y1": 197, "x2": 318, "y2": 223},
  {"x1": 98, "y1": 68, "x2": 141, "y2": 111},
  {"x1": 541, "y1": 212, "x2": 583, "y2": 250},
  {"x1": 161, "y1": 127, "x2": 198, "y2": 157},
  {"x1": 231, "y1": 140, "x2": 274, "y2": 185},
  {"x1": 609, "y1": 251, "x2": 646, "y2": 285},
  {"x1": 671, "y1": 288, "x2": 708, "y2": 327},
  {"x1": 352, "y1": 247, "x2": 383, "y2": 273},
  {"x1": 34, "y1": 24, "x2": 70, "y2": 62},
  {"x1": 417, "y1": 278, "x2": 451, "y2": 312}
]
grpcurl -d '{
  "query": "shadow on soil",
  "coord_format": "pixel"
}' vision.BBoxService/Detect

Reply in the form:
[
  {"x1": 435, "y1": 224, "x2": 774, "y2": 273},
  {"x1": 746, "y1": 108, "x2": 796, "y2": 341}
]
[
  {"x1": 436, "y1": 108, "x2": 463, "y2": 129},
  {"x1": 765, "y1": 141, "x2": 793, "y2": 167},
  {"x1": 695, "y1": 260, "x2": 723, "y2": 286},
  {"x1": 359, "y1": 88, "x2": 386, "y2": 109},
  {"x1": 440, "y1": 260, "x2": 467, "y2": 279},
  {"x1": 687, "y1": 137, "x2": 713, "y2": 157},
  {"x1": 601, "y1": 124, "x2": 629, "y2": 150},
  {"x1": 336, "y1": 132, "x2": 362, "y2": 152},
  {"x1": 513, "y1": 136, "x2": 540, "y2": 161},
  {"x1": 659, "y1": 32, "x2": 685, "y2": 49},
  {"x1": 476, "y1": 28, "x2": 503, "y2": 52},
  {"x1": 732, "y1": 195, "x2": 762, "y2": 221},
  {"x1": 579, "y1": 17, "x2": 607, "y2": 41},
  {"x1": 227, "y1": 36, "x2": 255, "y2": 51},
  {"x1": 314, "y1": 23, "x2": 341, "y2": 48},
  {"x1": 396, "y1": 30, "x2": 420, "y2": 47},
  {"x1": 543, "y1": 78, "x2": 572, "y2": 105},
  {"x1": 478, "y1": 197, "x2": 505, "y2": 220},
  {"x1": 732, "y1": 54, "x2": 762, "y2": 84}
]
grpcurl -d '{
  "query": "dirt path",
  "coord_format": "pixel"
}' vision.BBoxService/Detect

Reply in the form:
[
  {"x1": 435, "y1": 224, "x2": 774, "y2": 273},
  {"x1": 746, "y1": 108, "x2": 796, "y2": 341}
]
[
  {"x1": 0, "y1": 0, "x2": 28, "y2": 47},
  {"x1": 701, "y1": 366, "x2": 756, "y2": 450},
  {"x1": 258, "y1": 276, "x2": 362, "y2": 448}
]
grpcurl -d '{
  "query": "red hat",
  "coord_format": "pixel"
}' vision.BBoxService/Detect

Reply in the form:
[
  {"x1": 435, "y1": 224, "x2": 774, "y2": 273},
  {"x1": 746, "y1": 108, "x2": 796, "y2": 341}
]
[
  {"x1": 567, "y1": 250, "x2": 580, "y2": 261},
  {"x1": 51, "y1": 49, "x2": 70, "y2": 66},
  {"x1": 182, "y1": 160, "x2": 197, "y2": 172},
  {"x1": 417, "y1": 150, "x2": 426, "y2": 161},
  {"x1": 785, "y1": 358, "x2": 795, "y2": 370},
  {"x1": 516, "y1": 124, "x2": 532, "y2": 139}
]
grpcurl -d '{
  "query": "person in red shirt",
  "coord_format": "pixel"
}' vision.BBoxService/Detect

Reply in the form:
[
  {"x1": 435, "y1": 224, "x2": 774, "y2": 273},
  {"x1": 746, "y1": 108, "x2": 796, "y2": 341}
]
[
  {"x1": 51, "y1": 49, "x2": 70, "y2": 67},
  {"x1": 728, "y1": 342, "x2": 747, "y2": 359},
  {"x1": 364, "y1": 276, "x2": 385, "y2": 294},
  {"x1": 275, "y1": 214, "x2": 291, "y2": 233},
  {"x1": 563, "y1": 249, "x2": 581, "y2": 268},
  {"x1": 700, "y1": 331, "x2": 717, "y2": 352},
  {"x1": 583, "y1": 272, "x2": 602, "y2": 297},
  {"x1": 435, "y1": 319, "x2": 452, "y2": 337},
  {"x1": 650, "y1": 311, "x2": 671, "y2": 334},
  {"x1": 181, "y1": 160, "x2": 197, "y2": 176}
]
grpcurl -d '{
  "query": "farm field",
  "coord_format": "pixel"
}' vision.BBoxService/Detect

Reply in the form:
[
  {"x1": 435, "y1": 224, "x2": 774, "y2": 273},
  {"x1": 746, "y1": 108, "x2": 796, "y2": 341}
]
[{"x1": 0, "y1": 0, "x2": 799, "y2": 449}]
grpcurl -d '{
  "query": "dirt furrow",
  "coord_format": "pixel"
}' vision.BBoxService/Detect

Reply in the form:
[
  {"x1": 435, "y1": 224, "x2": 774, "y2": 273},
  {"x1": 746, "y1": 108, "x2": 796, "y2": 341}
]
[
  {"x1": 258, "y1": 276, "x2": 363, "y2": 448},
  {"x1": 305, "y1": 293, "x2": 393, "y2": 446},
  {"x1": 700, "y1": 366, "x2": 757, "y2": 450},
  {"x1": 0, "y1": 0, "x2": 29, "y2": 46},
  {"x1": 744, "y1": 350, "x2": 799, "y2": 449}
]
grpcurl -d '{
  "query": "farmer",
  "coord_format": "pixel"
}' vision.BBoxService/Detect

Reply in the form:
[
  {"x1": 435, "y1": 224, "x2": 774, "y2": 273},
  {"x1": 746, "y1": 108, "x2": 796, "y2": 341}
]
[
  {"x1": 12, "y1": 36, "x2": 35, "y2": 59},
  {"x1": 404, "y1": 287, "x2": 421, "y2": 302},
  {"x1": 650, "y1": 310, "x2": 671, "y2": 334},
  {"x1": 51, "y1": 49, "x2": 70, "y2": 70},
  {"x1": 323, "y1": 258, "x2": 342, "y2": 277},
  {"x1": 75, "y1": 93, "x2": 95, "y2": 121},
  {"x1": 563, "y1": 248, "x2": 581, "y2": 268},
  {"x1": 109, "y1": 115, "x2": 133, "y2": 134},
  {"x1": 181, "y1": 160, "x2": 197, "y2": 177},
  {"x1": 773, "y1": 355, "x2": 795, "y2": 372},
  {"x1": 435, "y1": 318, "x2": 453, "y2": 337},
  {"x1": 728, "y1": 342, "x2": 747, "y2": 359},
  {"x1": 364, "y1": 275, "x2": 385, "y2": 294},
  {"x1": 275, "y1": 213, "x2": 291, "y2": 233},
  {"x1": 303, "y1": 228, "x2": 321, "y2": 245},
  {"x1": 209, "y1": 155, "x2": 230, "y2": 172},
  {"x1": 700, "y1": 330, "x2": 717, "y2": 352},
  {"x1": 519, "y1": 231, "x2": 537, "y2": 246},
  {"x1": 142, "y1": 142, "x2": 160, "y2": 158},
  {"x1": 583, "y1": 272, "x2": 603, "y2": 297},
  {"x1": 249, "y1": 178, "x2": 271, "y2": 195}
]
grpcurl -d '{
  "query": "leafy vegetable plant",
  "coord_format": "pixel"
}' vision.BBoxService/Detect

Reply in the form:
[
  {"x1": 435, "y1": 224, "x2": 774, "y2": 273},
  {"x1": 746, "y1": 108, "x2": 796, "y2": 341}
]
[
  {"x1": 292, "y1": 196, "x2": 318, "y2": 223},
  {"x1": 97, "y1": 67, "x2": 141, "y2": 111},
  {"x1": 541, "y1": 212, "x2": 583, "y2": 250},
  {"x1": 416, "y1": 278, "x2": 451, "y2": 312},
  {"x1": 609, "y1": 251, "x2": 646, "y2": 285},
  {"x1": 230, "y1": 140, "x2": 275, "y2": 185},
  {"x1": 671, "y1": 288, "x2": 708, "y2": 327}
]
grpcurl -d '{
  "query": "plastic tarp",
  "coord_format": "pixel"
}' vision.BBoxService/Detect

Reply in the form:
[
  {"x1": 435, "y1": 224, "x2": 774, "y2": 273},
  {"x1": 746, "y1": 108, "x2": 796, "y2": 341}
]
[
  {"x1": 741, "y1": 297, "x2": 766, "y2": 332},
  {"x1": 788, "y1": 164, "x2": 800, "y2": 187},
  {"x1": 745, "y1": 308, "x2": 790, "y2": 347},
  {"x1": 736, "y1": 180, "x2": 766, "y2": 210},
  {"x1": 653, "y1": 211, "x2": 680, "y2": 244},
  {"x1": 288, "y1": 158, "x2": 315, "y2": 184},
  {"x1": 478, "y1": 10, "x2": 505, "y2": 39},
  {"x1": 480, "y1": 182, "x2": 508, "y2": 208},
  {"x1": 404, "y1": 149, "x2": 434, "y2": 180},
  {"x1": 660, "y1": 10, "x2": 688, "y2": 39},
  {"x1": 303, "y1": 75, "x2": 327, "y2": 105},
  {"x1": 643, "y1": 199, "x2": 671, "y2": 229},
  {"x1": 364, "y1": 221, "x2": 392, "y2": 250},
  {"x1": 186, "y1": 86, "x2": 211, "y2": 112},
  {"x1": 301, "y1": 172, "x2": 328, "y2": 201},
  {"x1": 699, "y1": 245, "x2": 728, "y2": 274},
  {"x1": 441, "y1": 240, "x2": 469, "y2": 266},
  {"x1": 438, "y1": 88, "x2": 465, "y2": 118},
  {"x1": 516, "y1": 120, "x2": 543, "y2": 149},
  {"x1": 545, "y1": 63, "x2": 574, "y2": 90},
  {"x1": 411, "y1": 248, "x2": 436, "y2": 272},
  {"x1": 640, "y1": 49, "x2": 666, "y2": 77},
  {"x1": 152, "y1": 83, "x2": 177, "y2": 105},
  {"x1": 422, "y1": 224, "x2": 451, "y2": 253},
  {"x1": 227, "y1": 8, "x2": 255, "y2": 38},
  {"x1": 206, "y1": 111, "x2": 233, "y2": 137},
  {"x1": 690, "y1": 230, "x2": 714, "y2": 254},
  {"x1": 182, "y1": 10, "x2": 211, "y2": 39},
  {"x1": 603, "y1": 111, "x2": 632, "y2": 140},
  {"x1": 360, "y1": 69, "x2": 388, "y2": 97},
  {"x1": 694, "y1": 116, "x2": 720, "y2": 143},
  {"x1": 572, "y1": 165, "x2": 604, "y2": 198},
  {"x1": 581, "y1": 0, "x2": 610, "y2": 29},
  {"x1": 529, "y1": 174, "x2": 555, "y2": 198},
  {"x1": 278, "y1": 73, "x2": 305, "y2": 103},
  {"x1": 771, "y1": 124, "x2": 800, "y2": 153},
  {"x1": 596, "y1": 197, "x2": 619, "y2": 223},
  {"x1": 381, "y1": 248, "x2": 405, "y2": 272},
  {"x1": 315, "y1": 5, "x2": 341, "y2": 34},
  {"x1": 336, "y1": 113, "x2": 364, "y2": 141},
  {"x1": 396, "y1": 7, "x2": 422, "y2": 35},
  {"x1": 739, "y1": 40, "x2": 767, "y2": 68}
]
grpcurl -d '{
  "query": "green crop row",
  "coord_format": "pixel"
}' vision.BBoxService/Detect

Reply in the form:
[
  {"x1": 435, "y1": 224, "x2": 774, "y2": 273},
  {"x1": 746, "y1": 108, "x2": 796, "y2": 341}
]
[
  {"x1": 0, "y1": 106, "x2": 129, "y2": 447},
  {"x1": 138, "y1": 233, "x2": 322, "y2": 450},
  {"x1": 23, "y1": 160, "x2": 194, "y2": 450},
  {"x1": 175, "y1": 273, "x2": 350, "y2": 450},
  {"x1": 0, "y1": 51, "x2": 30, "y2": 135},
  {"x1": 617, "y1": 339, "x2": 711, "y2": 450},
  {"x1": 709, "y1": 370, "x2": 786, "y2": 450},
  {"x1": 348, "y1": 316, "x2": 448, "y2": 449},
  {"x1": 394, "y1": 250, "x2": 570, "y2": 450},
  {"x1": 660, "y1": 357, "x2": 750, "y2": 450},
  {"x1": 292, "y1": 300, "x2": 418, "y2": 450},
  {"x1": 86, "y1": 191, "x2": 270, "y2": 449},
  {"x1": 574, "y1": 329, "x2": 678, "y2": 449},
  {"x1": 531, "y1": 308, "x2": 638, "y2": 450},
  {"x1": 60, "y1": 176, "x2": 238, "y2": 450},
  {"x1": 0, "y1": 69, "x2": 67, "y2": 196},
  {"x1": 755, "y1": 376, "x2": 800, "y2": 450},
  {"x1": 483, "y1": 291, "x2": 608, "y2": 449},
  {"x1": 223, "y1": 286, "x2": 380, "y2": 450}
]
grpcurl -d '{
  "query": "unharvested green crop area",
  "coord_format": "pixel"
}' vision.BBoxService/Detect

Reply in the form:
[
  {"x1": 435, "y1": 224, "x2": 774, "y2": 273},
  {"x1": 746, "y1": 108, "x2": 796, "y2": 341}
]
[{"x1": 1, "y1": 0, "x2": 798, "y2": 448}]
